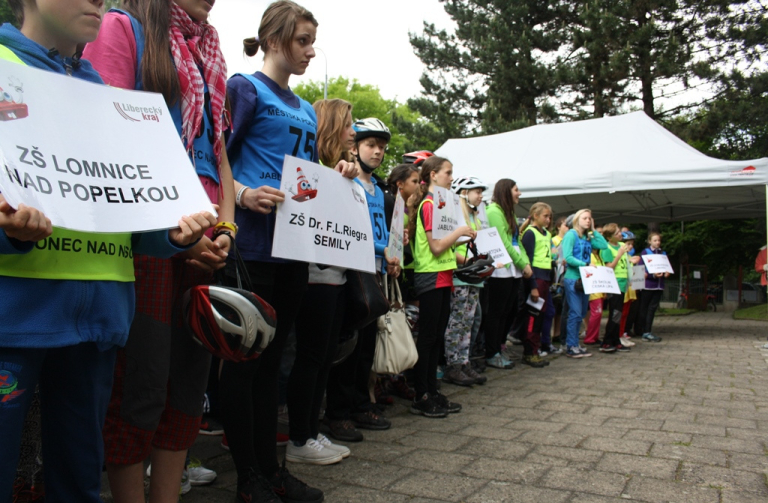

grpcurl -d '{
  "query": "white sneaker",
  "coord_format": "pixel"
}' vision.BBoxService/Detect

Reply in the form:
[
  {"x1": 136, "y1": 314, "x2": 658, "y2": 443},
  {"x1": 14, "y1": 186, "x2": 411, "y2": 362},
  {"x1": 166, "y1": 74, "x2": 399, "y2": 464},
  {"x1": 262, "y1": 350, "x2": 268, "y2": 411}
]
[
  {"x1": 317, "y1": 433, "x2": 350, "y2": 459},
  {"x1": 285, "y1": 438, "x2": 342, "y2": 465},
  {"x1": 188, "y1": 459, "x2": 217, "y2": 486},
  {"x1": 620, "y1": 337, "x2": 635, "y2": 347},
  {"x1": 180, "y1": 469, "x2": 191, "y2": 495}
]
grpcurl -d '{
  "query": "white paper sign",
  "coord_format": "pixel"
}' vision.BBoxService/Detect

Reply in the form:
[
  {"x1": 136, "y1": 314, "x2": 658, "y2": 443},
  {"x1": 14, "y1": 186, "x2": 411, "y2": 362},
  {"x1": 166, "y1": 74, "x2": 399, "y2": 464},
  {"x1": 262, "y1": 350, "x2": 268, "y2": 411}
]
[
  {"x1": 431, "y1": 186, "x2": 458, "y2": 239},
  {"x1": 477, "y1": 202, "x2": 490, "y2": 229},
  {"x1": 272, "y1": 156, "x2": 375, "y2": 273},
  {"x1": 474, "y1": 227, "x2": 513, "y2": 267},
  {"x1": 579, "y1": 266, "x2": 621, "y2": 294},
  {"x1": 0, "y1": 59, "x2": 215, "y2": 233},
  {"x1": 641, "y1": 254, "x2": 674, "y2": 274},
  {"x1": 387, "y1": 192, "x2": 405, "y2": 265},
  {"x1": 526, "y1": 294, "x2": 545, "y2": 311},
  {"x1": 452, "y1": 191, "x2": 471, "y2": 244},
  {"x1": 631, "y1": 265, "x2": 646, "y2": 291},
  {"x1": 693, "y1": 270, "x2": 701, "y2": 279}
]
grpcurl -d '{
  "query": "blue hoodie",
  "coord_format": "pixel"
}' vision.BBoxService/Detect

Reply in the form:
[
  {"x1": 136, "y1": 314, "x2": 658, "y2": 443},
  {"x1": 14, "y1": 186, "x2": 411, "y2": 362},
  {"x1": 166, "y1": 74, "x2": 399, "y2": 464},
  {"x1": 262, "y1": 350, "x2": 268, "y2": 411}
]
[{"x1": 0, "y1": 24, "x2": 189, "y2": 350}]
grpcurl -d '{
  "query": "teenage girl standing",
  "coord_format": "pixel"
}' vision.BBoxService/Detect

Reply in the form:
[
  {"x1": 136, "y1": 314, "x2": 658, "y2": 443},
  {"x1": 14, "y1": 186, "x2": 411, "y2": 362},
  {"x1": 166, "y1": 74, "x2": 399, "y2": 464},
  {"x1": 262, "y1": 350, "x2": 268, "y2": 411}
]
[
  {"x1": 407, "y1": 156, "x2": 474, "y2": 417},
  {"x1": 600, "y1": 223, "x2": 631, "y2": 353},
  {"x1": 637, "y1": 232, "x2": 668, "y2": 342},
  {"x1": 84, "y1": 1, "x2": 235, "y2": 500},
  {"x1": 220, "y1": 2, "x2": 357, "y2": 501},
  {"x1": 484, "y1": 179, "x2": 532, "y2": 369},
  {"x1": 561, "y1": 209, "x2": 608, "y2": 358}
]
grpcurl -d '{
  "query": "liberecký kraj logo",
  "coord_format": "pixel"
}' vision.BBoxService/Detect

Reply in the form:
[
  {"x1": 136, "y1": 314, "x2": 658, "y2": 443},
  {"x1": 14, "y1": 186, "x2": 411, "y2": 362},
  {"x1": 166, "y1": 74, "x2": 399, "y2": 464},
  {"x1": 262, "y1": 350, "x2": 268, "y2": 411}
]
[
  {"x1": 729, "y1": 165, "x2": 757, "y2": 177},
  {"x1": 114, "y1": 101, "x2": 162, "y2": 123}
]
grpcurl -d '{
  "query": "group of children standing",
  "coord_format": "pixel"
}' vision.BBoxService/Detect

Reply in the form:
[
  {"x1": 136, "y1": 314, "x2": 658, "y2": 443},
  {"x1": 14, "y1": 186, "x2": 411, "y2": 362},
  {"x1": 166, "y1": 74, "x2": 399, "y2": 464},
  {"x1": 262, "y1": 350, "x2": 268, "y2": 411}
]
[{"x1": 0, "y1": 1, "x2": 670, "y2": 502}]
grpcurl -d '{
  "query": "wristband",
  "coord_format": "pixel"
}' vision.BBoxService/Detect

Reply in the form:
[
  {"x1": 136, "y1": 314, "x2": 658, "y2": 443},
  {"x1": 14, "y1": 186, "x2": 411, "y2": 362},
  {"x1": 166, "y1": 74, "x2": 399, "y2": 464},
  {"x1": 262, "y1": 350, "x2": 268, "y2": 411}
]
[
  {"x1": 236, "y1": 186, "x2": 249, "y2": 209},
  {"x1": 214, "y1": 221, "x2": 238, "y2": 235}
]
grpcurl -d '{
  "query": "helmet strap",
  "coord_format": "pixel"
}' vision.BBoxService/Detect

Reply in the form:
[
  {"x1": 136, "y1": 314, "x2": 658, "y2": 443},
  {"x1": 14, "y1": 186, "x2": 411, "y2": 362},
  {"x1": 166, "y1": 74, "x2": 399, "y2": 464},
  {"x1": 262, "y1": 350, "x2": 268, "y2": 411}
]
[
  {"x1": 460, "y1": 193, "x2": 478, "y2": 210},
  {"x1": 356, "y1": 152, "x2": 375, "y2": 174}
]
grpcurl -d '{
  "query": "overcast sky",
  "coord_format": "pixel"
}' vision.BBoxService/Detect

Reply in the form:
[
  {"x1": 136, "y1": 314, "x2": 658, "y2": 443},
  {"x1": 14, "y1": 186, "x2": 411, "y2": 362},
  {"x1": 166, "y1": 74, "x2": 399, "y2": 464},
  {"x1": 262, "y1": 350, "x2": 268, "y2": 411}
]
[{"x1": 209, "y1": 0, "x2": 454, "y2": 103}]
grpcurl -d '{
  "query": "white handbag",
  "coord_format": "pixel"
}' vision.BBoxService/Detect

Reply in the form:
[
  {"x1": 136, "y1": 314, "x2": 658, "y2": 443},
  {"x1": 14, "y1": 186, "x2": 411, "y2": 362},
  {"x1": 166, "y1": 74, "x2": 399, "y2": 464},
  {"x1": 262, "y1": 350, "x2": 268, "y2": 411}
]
[{"x1": 372, "y1": 276, "x2": 418, "y2": 374}]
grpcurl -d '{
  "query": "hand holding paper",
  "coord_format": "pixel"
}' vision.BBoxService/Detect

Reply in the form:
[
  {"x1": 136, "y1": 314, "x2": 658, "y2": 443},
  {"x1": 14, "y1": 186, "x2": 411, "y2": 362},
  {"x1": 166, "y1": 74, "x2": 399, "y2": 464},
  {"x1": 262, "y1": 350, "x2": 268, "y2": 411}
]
[
  {"x1": 0, "y1": 197, "x2": 51, "y2": 242},
  {"x1": 169, "y1": 211, "x2": 217, "y2": 247}
]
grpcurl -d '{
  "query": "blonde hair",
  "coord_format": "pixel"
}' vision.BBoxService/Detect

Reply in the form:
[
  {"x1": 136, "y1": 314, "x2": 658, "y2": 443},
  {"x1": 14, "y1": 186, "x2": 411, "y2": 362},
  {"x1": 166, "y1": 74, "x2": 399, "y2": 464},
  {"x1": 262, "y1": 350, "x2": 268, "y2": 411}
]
[
  {"x1": 243, "y1": 1, "x2": 318, "y2": 61},
  {"x1": 313, "y1": 99, "x2": 353, "y2": 166},
  {"x1": 571, "y1": 208, "x2": 592, "y2": 236},
  {"x1": 528, "y1": 202, "x2": 552, "y2": 220}
]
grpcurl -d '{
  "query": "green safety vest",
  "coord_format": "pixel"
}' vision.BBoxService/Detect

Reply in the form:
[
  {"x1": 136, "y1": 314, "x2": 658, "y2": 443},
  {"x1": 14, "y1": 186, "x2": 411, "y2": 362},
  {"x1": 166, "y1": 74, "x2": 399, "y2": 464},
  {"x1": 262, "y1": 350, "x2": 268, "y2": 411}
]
[
  {"x1": 413, "y1": 198, "x2": 456, "y2": 273},
  {"x1": 0, "y1": 45, "x2": 136, "y2": 281},
  {"x1": 605, "y1": 242, "x2": 630, "y2": 280},
  {"x1": 522, "y1": 226, "x2": 552, "y2": 269}
]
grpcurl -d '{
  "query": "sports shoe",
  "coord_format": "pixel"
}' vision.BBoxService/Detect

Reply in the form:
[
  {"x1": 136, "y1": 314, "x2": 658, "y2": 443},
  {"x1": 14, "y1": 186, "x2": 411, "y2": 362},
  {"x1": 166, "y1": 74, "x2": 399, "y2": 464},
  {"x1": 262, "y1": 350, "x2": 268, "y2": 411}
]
[
  {"x1": 410, "y1": 393, "x2": 448, "y2": 418},
  {"x1": 237, "y1": 468, "x2": 281, "y2": 503},
  {"x1": 180, "y1": 469, "x2": 191, "y2": 495},
  {"x1": 374, "y1": 379, "x2": 394, "y2": 405},
  {"x1": 269, "y1": 463, "x2": 324, "y2": 503},
  {"x1": 324, "y1": 418, "x2": 364, "y2": 442},
  {"x1": 199, "y1": 416, "x2": 224, "y2": 436},
  {"x1": 642, "y1": 333, "x2": 662, "y2": 342},
  {"x1": 578, "y1": 346, "x2": 593, "y2": 357},
  {"x1": 599, "y1": 344, "x2": 617, "y2": 353},
  {"x1": 619, "y1": 336, "x2": 635, "y2": 347},
  {"x1": 545, "y1": 345, "x2": 563, "y2": 355},
  {"x1": 442, "y1": 364, "x2": 476, "y2": 386},
  {"x1": 470, "y1": 357, "x2": 487, "y2": 373},
  {"x1": 286, "y1": 438, "x2": 342, "y2": 465},
  {"x1": 566, "y1": 347, "x2": 584, "y2": 358},
  {"x1": 616, "y1": 344, "x2": 631, "y2": 352},
  {"x1": 221, "y1": 434, "x2": 229, "y2": 451},
  {"x1": 188, "y1": 458, "x2": 217, "y2": 486},
  {"x1": 462, "y1": 363, "x2": 487, "y2": 385},
  {"x1": 522, "y1": 354, "x2": 548, "y2": 368},
  {"x1": 388, "y1": 376, "x2": 416, "y2": 400},
  {"x1": 276, "y1": 432, "x2": 290, "y2": 446},
  {"x1": 350, "y1": 410, "x2": 390, "y2": 430},
  {"x1": 486, "y1": 352, "x2": 515, "y2": 369},
  {"x1": 316, "y1": 433, "x2": 350, "y2": 459},
  {"x1": 433, "y1": 392, "x2": 462, "y2": 413}
]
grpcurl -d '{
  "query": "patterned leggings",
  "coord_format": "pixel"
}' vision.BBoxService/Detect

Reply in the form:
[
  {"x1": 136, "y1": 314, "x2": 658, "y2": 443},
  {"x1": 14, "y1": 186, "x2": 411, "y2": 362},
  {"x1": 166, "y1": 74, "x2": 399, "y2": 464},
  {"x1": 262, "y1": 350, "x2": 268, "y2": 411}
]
[{"x1": 445, "y1": 285, "x2": 480, "y2": 365}]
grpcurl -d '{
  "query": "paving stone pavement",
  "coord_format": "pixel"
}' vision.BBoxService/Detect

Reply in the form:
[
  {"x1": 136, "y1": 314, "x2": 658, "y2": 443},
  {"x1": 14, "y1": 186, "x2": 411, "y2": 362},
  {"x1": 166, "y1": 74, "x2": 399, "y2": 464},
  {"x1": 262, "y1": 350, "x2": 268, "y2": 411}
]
[{"x1": 103, "y1": 311, "x2": 768, "y2": 502}]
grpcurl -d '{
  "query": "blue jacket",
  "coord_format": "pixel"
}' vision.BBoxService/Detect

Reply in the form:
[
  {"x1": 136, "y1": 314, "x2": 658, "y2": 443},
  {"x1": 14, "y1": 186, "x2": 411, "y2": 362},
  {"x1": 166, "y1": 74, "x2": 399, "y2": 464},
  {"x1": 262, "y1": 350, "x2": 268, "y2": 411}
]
[
  {"x1": 0, "y1": 24, "x2": 188, "y2": 349},
  {"x1": 641, "y1": 247, "x2": 667, "y2": 290}
]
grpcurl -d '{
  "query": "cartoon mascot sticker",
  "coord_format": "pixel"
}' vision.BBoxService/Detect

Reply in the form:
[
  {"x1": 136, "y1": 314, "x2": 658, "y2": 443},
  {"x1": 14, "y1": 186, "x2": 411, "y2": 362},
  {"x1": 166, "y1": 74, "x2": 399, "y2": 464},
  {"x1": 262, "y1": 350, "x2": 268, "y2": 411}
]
[
  {"x1": 0, "y1": 75, "x2": 29, "y2": 121},
  {"x1": 285, "y1": 166, "x2": 319, "y2": 202}
]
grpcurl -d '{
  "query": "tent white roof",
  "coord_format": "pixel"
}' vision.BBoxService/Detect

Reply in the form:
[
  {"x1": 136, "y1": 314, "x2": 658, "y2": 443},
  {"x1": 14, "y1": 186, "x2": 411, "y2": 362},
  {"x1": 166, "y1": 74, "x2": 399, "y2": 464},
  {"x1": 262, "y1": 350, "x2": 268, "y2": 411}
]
[{"x1": 435, "y1": 111, "x2": 768, "y2": 223}]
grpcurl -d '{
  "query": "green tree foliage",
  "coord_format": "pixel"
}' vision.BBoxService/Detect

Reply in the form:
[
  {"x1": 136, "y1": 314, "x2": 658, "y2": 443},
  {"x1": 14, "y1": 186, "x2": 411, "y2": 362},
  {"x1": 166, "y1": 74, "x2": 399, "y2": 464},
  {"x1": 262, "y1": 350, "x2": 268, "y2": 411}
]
[
  {"x1": 104, "y1": 0, "x2": 121, "y2": 11},
  {"x1": 0, "y1": 0, "x2": 17, "y2": 27},
  {"x1": 293, "y1": 76, "x2": 439, "y2": 176}
]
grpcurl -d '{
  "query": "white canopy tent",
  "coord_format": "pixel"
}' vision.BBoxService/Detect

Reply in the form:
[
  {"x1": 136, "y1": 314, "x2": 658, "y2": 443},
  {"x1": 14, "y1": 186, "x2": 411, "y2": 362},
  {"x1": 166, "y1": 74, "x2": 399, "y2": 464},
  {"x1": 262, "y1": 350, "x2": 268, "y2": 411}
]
[{"x1": 435, "y1": 111, "x2": 768, "y2": 224}]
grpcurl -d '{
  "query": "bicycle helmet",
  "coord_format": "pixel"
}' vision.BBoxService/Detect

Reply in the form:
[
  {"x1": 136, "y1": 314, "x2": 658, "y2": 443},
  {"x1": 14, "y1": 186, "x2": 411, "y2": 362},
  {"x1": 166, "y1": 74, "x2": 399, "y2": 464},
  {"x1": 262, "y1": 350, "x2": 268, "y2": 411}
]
[
  {"x1": 353, "y1": 117, "x2": 391, "y2": 142},
  {"x1": 402, "y1": 150, "x2": 433, "y2": 167},
  {"x1": 183, "y1": 285, "x2": 277, "y2": 363},
  {"x1": 454, "y1": 241, "x2": 495, "y2": 285},
  {"x1": 451, "y1": 176, "x2": 488, "y2": 193},
  {"x1": 621, "y1": 230, "x2": 636, "y2": 240}
]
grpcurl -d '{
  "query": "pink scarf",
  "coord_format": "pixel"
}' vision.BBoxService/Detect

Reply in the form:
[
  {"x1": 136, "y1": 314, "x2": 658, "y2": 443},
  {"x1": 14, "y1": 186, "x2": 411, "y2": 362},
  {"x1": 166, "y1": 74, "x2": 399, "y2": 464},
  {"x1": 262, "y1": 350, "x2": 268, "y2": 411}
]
[{"x1": 168, "y1": 3, "x2": 227, "y2": 171}]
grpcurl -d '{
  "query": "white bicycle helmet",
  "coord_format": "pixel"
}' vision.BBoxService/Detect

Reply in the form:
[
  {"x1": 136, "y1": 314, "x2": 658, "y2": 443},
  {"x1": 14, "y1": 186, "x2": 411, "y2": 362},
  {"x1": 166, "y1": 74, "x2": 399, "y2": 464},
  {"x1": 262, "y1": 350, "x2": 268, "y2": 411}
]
[
  {"x1": 451, "y1": 176, "x2": 488, "y2": 193},
  {"x1": 353, "y1": 117, "x2": 391, "y2": 142}
]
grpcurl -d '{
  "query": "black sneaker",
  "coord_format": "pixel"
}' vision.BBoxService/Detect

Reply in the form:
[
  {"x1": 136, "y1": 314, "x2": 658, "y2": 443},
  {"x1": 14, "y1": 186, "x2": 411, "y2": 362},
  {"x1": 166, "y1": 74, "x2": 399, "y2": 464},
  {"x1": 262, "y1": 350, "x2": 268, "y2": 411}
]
[
  {"x1": 410, "y1": 393, "x2": 448, "y2": 418},
  {"x1": 350, "y1": 410, "x2": 391, "y2": 430},
  {"x1": 599, "y1": 344, "x2": 617, "y2": 353},
  {"x1": 322, "y1": 418, "x2": 363, "y2": 442},
  {"x1": 616, "y1": 344, "x2": 631, "y2": 352},
  {"x1": 432, "y1": 392, "x2": 462, "y2": 413},
  {"x1": 199, "y1": 416, "x2": 224, "y2": 436},
  {"x1": 237, "y1": 468, "x2": 281, "y2": 503},
  {"x1": 270, "y1": 464, "x2": 324, "y2": 503}
]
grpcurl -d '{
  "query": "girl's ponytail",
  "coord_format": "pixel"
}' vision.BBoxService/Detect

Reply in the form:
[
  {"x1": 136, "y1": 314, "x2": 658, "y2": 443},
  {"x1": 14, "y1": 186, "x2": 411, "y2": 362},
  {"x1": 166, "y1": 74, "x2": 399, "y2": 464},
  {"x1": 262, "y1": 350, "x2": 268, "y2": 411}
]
[
  {"x1": 243, "y1": 37, "x2": 261, "y2": 57},
  {"x1": 407, "y1": 156, "x2": 449, "y2": 243}
]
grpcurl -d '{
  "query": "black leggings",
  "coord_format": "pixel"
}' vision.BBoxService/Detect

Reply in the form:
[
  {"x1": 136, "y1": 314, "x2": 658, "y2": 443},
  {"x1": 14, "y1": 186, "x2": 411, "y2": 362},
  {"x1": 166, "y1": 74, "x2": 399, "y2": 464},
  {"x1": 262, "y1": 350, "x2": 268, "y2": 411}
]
[
  {"x1": 413, "y1": 286, "x2": 452, "y2": 397},
  {"x1": 289, "y1": 283, "x2": 344, "y2": 444},
  {"x1": 603, "y1": 292, "x2": 624, "y2": 346},
  {"x1": 484, "y1": 277, "x2": 521, "y2": 358},
  {"x1": 219, "y1": 261, "x2": 308, "y2": 480},
  {"x1": 637, "y1": 289, "x2": 663, "y2": 335},
  {"x1": 325, "y1": 320, "x2": 377, "y2": 420}
]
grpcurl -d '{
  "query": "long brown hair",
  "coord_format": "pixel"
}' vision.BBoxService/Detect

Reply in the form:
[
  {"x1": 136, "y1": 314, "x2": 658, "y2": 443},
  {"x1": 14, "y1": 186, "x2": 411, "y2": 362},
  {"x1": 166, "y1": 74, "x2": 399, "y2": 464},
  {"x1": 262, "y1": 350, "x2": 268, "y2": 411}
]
[
  {"x1": 313, "y1": 99, "x2": 352, "y2": 166},
  {"x1": 491, "y1": 178, "x2": 518, "y2": 236},
  {"x1": 243, "y1": 1, "x2": 318, "y2": 60},
  {"x1": 407, "y1": 155, "x2": 450, "y2": 242},
  {"x1": 122, "y1": 0, "x2": 180, "y2": 104}
]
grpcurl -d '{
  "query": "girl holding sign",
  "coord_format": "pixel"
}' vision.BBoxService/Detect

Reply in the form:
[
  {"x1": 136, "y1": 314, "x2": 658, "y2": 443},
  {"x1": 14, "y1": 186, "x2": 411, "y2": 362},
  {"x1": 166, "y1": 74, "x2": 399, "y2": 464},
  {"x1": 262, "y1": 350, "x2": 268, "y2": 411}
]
[
  {"x1": 484, "y1": 179, "x2": 532, "y2": 369},
  {"x1": 221, "y1": 2, "x2": 357, "y2": 501},
  {"x1": 561, "y1": 209, "x2": 608, "y2": 358},
  {"x1": 407, "y1": 156, "x2": 475, "y2": 417},
  {"x1": 443, "y1": 177, "x2": 490, "y2": 386},
  {"x1": 600, "y1": 224, "x2": 632, "y2": 353},
  {"x1": 84, "y1": 1, "x2": 236, "y2": 499},
  {"x1": 637, "y1": 232, "x2": 668, "y2": 342}
]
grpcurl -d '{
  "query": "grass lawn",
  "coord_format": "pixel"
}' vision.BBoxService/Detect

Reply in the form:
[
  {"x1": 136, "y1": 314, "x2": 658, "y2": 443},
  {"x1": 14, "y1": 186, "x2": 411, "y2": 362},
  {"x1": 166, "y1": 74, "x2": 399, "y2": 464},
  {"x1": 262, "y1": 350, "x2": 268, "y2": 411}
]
[{"x1": 733, "y1": 304, "x2": 768, "y2": 322}]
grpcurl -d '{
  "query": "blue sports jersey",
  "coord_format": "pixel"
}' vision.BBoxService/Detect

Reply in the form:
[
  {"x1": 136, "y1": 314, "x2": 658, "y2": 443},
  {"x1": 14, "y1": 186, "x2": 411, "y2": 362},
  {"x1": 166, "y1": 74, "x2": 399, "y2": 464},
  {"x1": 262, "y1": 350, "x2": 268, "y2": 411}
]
[
  {"x1": 355, "y1": 179, "x2": 388, "y2": 272},
  {"x1": 226, "y1": 72, "x2": 318, "y2": 262}
]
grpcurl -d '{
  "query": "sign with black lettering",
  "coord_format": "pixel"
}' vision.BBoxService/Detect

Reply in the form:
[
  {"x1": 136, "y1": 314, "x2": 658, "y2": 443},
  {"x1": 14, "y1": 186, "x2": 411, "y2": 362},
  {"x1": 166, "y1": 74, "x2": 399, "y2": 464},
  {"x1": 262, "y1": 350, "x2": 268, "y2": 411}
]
[
  {"x1": 0, "y1": 59, "x2": 215, "y2": 233},
  {"x1": 431, "y1": 186, "x2": 458, "y2": 240},
  {"x1": 387, "y1": 192, "x2": 405, "y2": 265},
  {"x1": 272, "y1": 156, "x2": 375, "y2": 273},
  {"x1": 474, "y1": 227, "x2": 512, "y2": 267},
  {"x1": 579, "y1": 266, "x2": 621, "y2": 294}
]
